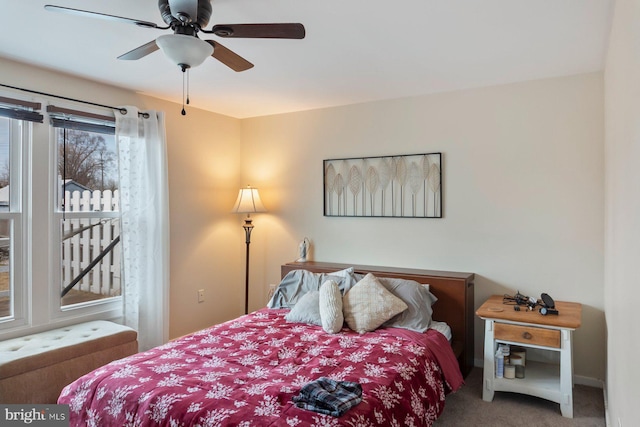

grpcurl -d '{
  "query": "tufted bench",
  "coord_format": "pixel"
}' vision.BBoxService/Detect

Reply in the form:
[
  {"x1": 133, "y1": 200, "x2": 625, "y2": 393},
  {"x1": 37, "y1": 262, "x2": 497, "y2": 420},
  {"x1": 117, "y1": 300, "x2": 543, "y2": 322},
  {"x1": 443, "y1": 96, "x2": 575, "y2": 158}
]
[{"x1": 0, "y1": 320, "x2": 138, "y2": 404}]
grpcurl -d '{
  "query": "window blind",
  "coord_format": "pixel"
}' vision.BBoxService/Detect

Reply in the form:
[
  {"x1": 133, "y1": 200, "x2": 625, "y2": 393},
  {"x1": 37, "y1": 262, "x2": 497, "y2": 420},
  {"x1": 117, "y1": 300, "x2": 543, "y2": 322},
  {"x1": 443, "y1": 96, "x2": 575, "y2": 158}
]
[
  {"x1": 47, "y1": 105, "x2": 115, "y2": 135},
  {"x1": 0, "y1": 95, "x2": 43, "y2": 122}
]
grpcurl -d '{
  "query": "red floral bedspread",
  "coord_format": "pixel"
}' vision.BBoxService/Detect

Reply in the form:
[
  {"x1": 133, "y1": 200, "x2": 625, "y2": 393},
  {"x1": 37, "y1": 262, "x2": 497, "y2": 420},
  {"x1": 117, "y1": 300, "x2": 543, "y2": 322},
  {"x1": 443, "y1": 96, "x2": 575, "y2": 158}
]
[{"x1": 59, "y1": 309, "x2": 463, "y2": 426}]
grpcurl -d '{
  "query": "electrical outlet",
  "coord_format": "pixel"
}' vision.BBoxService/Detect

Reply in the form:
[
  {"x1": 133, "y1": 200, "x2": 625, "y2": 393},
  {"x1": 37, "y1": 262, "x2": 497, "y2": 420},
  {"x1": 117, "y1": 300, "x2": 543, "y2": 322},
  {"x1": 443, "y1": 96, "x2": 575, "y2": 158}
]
[{"x1": 198, "y1": 289, "x2": 205, "y2": 303}]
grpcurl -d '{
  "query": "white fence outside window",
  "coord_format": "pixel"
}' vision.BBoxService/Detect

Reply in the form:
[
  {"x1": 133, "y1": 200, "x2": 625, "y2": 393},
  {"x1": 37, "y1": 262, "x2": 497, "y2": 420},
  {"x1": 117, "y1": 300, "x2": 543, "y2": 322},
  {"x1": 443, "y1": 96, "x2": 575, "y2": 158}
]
[{"x1": 62, "y1": 190, "x2": 120, "y2": 298}]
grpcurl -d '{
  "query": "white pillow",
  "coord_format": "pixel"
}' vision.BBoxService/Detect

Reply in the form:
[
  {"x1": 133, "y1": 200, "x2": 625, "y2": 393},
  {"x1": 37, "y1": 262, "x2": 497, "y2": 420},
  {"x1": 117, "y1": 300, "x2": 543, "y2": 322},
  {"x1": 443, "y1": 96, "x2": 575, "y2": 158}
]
[
  {"x1": 319, "y1": 280, "x2": 343, "y2": 334},
  {"x1": 285, "y1": 291, "x2": 321, "y2": 325},
  {"x1": 343, "y1": 273, "x2": 408, "y2": 333}
]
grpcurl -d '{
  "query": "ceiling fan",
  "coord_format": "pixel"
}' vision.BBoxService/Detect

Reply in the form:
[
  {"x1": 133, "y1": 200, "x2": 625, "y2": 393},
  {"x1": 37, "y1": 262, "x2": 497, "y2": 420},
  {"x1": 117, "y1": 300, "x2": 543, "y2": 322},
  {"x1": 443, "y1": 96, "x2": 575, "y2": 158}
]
[
  {"x1": 45, "y1": 0, "x2": 305, "y2": 114},
  {"x1": 45, "y1": 0, "x2": 305, "y2": 73}
]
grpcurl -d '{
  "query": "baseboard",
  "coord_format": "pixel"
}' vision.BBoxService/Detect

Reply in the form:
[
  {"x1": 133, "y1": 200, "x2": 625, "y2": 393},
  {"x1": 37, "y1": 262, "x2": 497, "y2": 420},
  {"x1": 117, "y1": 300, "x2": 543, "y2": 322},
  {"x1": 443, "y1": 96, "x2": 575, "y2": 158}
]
[
  {"x1": 574, "y1": 375, "x2": 604, "y2": 389},
  {"x1": 602, "y1": 380, "x2": 611, "y2": 427}
]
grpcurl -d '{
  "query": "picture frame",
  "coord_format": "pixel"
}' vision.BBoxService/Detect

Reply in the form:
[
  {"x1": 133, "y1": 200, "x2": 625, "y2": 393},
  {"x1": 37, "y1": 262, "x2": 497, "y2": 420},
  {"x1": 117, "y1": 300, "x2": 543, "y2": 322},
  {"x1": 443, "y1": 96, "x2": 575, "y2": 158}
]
[{"x1": 323, "y1": 152, "x2": 442, "y2": 218}]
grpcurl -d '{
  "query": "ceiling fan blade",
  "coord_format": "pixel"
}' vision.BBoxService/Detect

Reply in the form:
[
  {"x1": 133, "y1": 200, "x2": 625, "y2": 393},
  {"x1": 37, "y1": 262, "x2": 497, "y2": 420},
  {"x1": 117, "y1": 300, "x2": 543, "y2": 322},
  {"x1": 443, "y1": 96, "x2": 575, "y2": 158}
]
[
  {"x1": 209, "y1": 23, "x2": 305, "y2": 39},
  {"x1": 205, "y1": 40, "x2": 254, "y2": 72},
  {"x1": 118, "y1": 40, "x2": 160, "y2": 60},
  {"x1": 44, "y1": 5, "x2": 167, "y2": 29}
]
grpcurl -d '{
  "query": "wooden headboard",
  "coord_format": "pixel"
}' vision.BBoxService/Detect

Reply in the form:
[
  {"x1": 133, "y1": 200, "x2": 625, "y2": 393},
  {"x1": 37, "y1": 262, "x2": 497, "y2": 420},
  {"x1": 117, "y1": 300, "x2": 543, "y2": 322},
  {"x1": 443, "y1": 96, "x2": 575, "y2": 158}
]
[{"x1": 281, "y1": 261, "x2": 475, "y2": 377}]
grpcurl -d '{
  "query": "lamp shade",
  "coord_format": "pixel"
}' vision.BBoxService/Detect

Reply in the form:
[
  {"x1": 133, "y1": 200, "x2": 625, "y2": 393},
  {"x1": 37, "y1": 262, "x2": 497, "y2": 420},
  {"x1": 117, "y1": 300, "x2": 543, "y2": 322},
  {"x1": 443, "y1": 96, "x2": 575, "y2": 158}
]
[
  {"x1": 156, "y1": 34, "x2": 213, "y2": 68},
  {"x1": 232, "y1": 187, "x2": 267, "y2": 214}
]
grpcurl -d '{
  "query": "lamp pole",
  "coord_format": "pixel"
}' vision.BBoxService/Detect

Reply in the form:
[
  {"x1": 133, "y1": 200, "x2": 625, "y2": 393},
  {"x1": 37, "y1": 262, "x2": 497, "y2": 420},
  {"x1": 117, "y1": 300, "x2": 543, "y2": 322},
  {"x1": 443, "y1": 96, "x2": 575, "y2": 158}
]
[{"x1": 242, "y1": 216, "x2": 254, "y2": 314}]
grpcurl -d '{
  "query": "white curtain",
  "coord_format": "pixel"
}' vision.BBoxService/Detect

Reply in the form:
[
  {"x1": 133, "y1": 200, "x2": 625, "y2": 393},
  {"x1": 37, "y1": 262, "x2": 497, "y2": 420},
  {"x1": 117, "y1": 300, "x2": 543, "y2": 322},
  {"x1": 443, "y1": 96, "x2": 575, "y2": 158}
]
[{"x1": 115, "y1": 107, "x2": 170, "y2": 351}]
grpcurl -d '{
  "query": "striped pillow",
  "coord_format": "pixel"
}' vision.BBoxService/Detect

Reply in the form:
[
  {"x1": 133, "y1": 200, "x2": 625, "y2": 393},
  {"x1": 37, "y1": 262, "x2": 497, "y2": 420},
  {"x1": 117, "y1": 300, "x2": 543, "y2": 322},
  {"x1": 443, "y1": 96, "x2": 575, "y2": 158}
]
[{"x1": 319, "y1": 280, "x2": 344, "y2": 334}]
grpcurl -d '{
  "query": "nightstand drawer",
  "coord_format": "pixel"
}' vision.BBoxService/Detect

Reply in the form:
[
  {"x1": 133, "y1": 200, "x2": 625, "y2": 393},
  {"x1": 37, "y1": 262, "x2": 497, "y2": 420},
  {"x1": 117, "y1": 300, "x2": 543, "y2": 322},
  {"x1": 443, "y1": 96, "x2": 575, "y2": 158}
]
[{"x1": 494, "y1": 323, "x2": 560, "y2": 348}]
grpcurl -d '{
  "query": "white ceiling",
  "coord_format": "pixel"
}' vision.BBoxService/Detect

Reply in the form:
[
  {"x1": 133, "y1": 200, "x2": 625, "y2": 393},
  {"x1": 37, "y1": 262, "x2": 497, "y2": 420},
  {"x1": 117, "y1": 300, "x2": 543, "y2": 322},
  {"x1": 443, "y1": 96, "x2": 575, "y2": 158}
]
[{"x1": 0, "y1": 0, "x2": 613, "y2": 119}]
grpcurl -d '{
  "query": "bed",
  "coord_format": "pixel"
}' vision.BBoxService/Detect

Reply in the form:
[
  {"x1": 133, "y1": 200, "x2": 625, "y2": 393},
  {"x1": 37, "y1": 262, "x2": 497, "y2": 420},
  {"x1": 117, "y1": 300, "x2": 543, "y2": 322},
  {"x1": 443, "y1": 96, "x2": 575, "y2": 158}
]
[{"x1": 58, "y1": 262, "x2": 474, "y2": 426}]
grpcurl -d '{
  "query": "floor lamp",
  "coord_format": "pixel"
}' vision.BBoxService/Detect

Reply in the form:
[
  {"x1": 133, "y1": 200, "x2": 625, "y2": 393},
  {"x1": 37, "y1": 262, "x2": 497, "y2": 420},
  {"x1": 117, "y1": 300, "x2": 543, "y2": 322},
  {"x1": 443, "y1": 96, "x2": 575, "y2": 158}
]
[{"x1": 232, "y1": 186, "x2": 267, "y2": 314}]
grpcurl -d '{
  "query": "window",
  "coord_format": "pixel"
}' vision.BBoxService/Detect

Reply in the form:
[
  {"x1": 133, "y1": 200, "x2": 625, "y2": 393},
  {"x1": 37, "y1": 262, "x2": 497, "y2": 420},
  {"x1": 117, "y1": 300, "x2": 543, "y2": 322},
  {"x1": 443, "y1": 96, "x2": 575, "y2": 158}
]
[
  {"x1": 0, "y1": 115, "x2": 28, "y2": 326},
  {"x1": 50, "y1": 110, "x2": 122, "y2": 310},
  {"x1": 0, "y1": 95, "x2": 123, "y2": 336}
]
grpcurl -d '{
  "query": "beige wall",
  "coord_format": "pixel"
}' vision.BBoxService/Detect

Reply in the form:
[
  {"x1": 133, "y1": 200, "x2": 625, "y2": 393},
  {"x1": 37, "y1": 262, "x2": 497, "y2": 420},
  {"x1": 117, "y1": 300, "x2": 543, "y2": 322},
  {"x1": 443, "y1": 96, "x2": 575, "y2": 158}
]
[
  {"x1": 1, "y1": 57, "x2": 607, "y2": 384},
  {"x1": 604, "y1": 0, "x2": 640, "y2": 424},
  {"x1": 242, "y1": 73, "x2": 605, "y2": 382},
  {"x1": 0, "y1": 57, "x2": 244, "y2": 340}
]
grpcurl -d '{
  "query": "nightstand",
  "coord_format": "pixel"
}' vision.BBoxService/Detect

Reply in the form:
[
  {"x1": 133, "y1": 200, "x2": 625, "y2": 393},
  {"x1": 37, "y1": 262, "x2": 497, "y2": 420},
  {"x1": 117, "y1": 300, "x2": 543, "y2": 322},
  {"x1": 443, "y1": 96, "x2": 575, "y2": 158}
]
[{"x1": 476, "y1": 295, "x2": 582, "y2": 418}]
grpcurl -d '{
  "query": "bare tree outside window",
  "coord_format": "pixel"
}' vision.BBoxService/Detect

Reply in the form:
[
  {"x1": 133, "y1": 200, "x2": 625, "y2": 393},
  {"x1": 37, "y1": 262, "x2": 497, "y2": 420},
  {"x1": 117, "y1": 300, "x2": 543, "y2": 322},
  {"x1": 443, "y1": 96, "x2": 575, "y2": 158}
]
[{"x1": 56, "y1": 129, "x2": 118, "y2": 192}]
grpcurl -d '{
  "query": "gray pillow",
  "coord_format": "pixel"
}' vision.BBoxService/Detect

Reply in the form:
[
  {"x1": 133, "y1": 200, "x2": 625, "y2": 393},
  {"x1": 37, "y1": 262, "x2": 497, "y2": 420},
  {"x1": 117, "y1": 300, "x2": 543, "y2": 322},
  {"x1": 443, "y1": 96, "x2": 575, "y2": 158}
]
[
  {"x1": 379, "y1": 277, "x2": 435, "y2": 332},
  {"x1": 268, "y1": 268, "x2": 357, "y2": 309},
  {"x1": 285, "y1": 291, "x2": 321, "y2": 325}
]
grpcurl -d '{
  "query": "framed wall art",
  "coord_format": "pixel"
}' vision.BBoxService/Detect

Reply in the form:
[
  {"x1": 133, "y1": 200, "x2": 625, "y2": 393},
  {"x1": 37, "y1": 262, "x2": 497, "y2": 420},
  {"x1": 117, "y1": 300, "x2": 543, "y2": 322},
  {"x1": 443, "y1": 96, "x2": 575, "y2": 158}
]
[{"x1": 323, "y1": 152, "x2": 442, "y2": 218}]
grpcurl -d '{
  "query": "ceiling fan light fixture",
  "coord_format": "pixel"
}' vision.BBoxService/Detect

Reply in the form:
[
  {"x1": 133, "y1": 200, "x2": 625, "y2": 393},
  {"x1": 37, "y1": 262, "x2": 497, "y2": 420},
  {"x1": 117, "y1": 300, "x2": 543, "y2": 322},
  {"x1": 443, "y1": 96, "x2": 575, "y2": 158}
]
[{"x1": 156, "y1": 34, "x2": 213, "y2": 69}]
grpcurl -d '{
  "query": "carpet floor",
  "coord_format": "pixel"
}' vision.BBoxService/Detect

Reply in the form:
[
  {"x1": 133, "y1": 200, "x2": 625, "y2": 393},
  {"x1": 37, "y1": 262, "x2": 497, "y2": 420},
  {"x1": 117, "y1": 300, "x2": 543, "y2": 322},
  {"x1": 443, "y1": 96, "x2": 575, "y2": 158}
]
[{"x1": 433, "y1": 368, "x2": 606, "y2": 427}]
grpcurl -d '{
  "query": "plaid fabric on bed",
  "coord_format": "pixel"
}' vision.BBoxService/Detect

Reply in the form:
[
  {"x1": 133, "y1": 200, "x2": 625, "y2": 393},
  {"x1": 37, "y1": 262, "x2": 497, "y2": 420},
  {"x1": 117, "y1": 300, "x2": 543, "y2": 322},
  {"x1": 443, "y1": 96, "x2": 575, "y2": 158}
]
[{"x1": 292, "y1": 377, "x2": 363, "y2": 417}]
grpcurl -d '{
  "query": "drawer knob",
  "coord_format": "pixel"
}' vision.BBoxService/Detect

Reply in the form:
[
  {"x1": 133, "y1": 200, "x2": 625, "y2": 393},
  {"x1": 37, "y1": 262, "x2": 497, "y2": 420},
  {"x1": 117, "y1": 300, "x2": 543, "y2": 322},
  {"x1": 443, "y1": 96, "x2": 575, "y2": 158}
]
[{"x1": 522, "y1": 332, "x2": 532, "y2": 340}]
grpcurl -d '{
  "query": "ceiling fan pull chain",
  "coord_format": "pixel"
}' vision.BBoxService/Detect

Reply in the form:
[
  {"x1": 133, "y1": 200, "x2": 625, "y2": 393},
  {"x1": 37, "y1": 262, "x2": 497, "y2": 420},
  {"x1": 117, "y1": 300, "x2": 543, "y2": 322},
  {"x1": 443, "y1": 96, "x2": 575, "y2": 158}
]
[
  {"x1": 181, "y1": 67, "x2": 187, "y2": 116},
  {"x1": 186, "y1": 68, "x2": 191, "y2": 105}
]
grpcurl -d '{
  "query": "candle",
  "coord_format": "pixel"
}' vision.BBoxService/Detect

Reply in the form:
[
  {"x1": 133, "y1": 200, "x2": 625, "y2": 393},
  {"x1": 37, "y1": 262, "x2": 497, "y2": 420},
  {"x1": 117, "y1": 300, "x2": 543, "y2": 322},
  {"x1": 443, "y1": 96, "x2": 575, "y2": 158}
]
[{"x1": 504, "y1": 364, "x2": 516, "y2": 379}]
